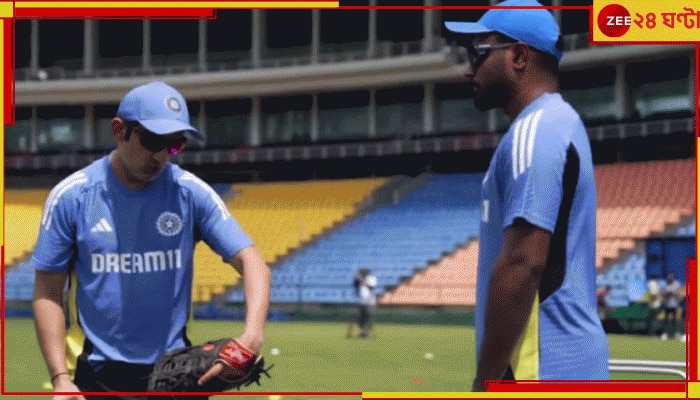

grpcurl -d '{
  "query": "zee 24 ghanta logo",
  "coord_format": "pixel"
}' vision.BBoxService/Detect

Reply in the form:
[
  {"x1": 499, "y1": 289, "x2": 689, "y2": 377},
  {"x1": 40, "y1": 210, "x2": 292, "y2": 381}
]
[
  {"x1": 597, "y1": 3, "x2": 700, "y2": 39},
  {"x1": 597, "y1": 3, "x2": 632, "y2": 37}
]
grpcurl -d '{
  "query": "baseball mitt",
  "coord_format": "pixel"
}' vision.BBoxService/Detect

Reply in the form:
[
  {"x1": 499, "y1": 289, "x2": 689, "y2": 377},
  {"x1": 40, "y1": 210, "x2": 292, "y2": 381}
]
[{"x1": 147, "y1": 338, "x2": 272, "y2": 392}]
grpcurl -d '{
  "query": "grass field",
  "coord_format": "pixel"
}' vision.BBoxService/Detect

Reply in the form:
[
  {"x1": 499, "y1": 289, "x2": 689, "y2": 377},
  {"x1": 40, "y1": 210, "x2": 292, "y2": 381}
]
[{"x1": 2, "y1": 318, "x2": 687, "y2": 399}]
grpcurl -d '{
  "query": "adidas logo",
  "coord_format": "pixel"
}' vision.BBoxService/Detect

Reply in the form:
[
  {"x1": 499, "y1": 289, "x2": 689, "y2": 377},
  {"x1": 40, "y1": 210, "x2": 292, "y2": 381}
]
[{"x1": 90, "y1": 218, "x2": 113, "y2": 233}]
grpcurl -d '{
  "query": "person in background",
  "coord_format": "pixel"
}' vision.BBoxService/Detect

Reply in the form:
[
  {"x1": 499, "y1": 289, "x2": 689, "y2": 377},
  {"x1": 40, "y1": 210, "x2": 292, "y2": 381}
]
[
  {"x1": 596, "y1": 285, "x2": 611, "y2": 320},
  {"x1": 347, "y1": 268, "x2": 378, "y2": 338},
  {"x1": 660, "y1": 273, "x2": 682, "y2": 341},
  {"x1": 646, "y1": 274, "x2": 662, "y2": 336}
]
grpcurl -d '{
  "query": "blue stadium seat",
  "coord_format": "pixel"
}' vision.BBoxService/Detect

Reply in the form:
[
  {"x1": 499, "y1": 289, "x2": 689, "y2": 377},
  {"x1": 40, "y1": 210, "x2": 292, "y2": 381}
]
[
  {"x1": 627, "y1": 278, "x2": 647, "y2": 302},
  {"x1": 254, "y1": 173, "x2": 484, "y2": 305},
  {"x1": 597, "y1": 251, "x2": 653, "y2": 307},
  {"x1": 5, "y1": 260, "x2": 36, "y2": 302},
  {"x1": 676, "y1": 219, "x2": 696, "y2": 237}
]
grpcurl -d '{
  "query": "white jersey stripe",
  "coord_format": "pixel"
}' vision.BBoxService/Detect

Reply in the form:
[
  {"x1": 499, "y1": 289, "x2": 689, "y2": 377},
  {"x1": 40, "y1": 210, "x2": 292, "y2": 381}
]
[
  {"x1": 179, "y1": 172, "x2": 229, "y2": 220},
  {"x1": 512, "y1": 119, "x2": 523, "y2": 180},
  {"x1": 41, "y1": 172, "x2": 87, "y2": 229},
  {"x1": 526, "y1": 109, "x2": 544, "y2": 170},
  {"x1": 518, "y1": 113, "x2": 532, "y2": 176},
  {"x1": 512, "y1": 109, "x2": 544, "y2": 179}
]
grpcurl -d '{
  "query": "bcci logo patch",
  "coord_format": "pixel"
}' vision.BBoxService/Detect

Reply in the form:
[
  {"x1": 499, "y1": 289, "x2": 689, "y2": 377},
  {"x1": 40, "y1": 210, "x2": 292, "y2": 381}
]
[
  {"x1": 165, "y1": 96, "x2": 182, "y2": 114},
  {"x1": 157, "y1": 212, "x2": 183, "y2": 237}
]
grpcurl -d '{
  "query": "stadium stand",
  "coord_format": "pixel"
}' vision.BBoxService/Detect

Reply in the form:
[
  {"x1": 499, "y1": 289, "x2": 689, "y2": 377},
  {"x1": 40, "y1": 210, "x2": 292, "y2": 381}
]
[
  {"x1": 676, "y1": 218, "x2": 696, "y2": 237},
  {"x1": 595, "y1": 159, "x2": 694, "y2": 208},
  {"x1": 4, "y1": 260, "x2": 35, "y2": 302},
  {"x1": 379, "y1": 240, "x2": 478, "y2": 306},
  {"x1": 595, "y1": 159, "x2": 695, "y2": 267},
  {"x1": 380, "y1": 159, "x2": 695, "y2": 308},
  {"x1": 6, "y1": 16, "x2": 696, "y2": 319},
  {"x1": 5, "y1": 204, "x2": 44, "y2": 267},
  {"x1": 7, "y1": 160, "x2": 694, "y2": 308},
  {"x1": 593, "y1": 159, "x2": 695, "y2": 308},
  {"x1": 3, "y1": 179, "x2": 386, "y2": 303},
  {"x1": 5, "y1": 189, "x2": 50, "y2": 267},
  {"x1": 226, "y1": 179, "x2": 387, "y2": 263},
  {"x1": 226, "y1": 173, "x2": 483, "y2": 304},
  {"x1": 360, "y1": 159, "x2": 695, "y2": 307},
  {"x1": 193, "y1": 178, "x2": 386, "y2": 302}
]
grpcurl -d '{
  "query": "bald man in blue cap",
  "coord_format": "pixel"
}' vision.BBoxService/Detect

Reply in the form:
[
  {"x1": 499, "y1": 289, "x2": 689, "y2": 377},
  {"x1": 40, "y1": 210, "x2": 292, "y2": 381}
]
[{"x1": 445, "y1": 0, "x2": 609, "y2": 390}]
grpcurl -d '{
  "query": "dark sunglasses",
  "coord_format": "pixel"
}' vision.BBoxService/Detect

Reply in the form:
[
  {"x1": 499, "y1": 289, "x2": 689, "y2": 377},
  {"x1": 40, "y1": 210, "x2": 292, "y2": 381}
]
[
  {"x1": 127, "y1": 123, "x2": 187, "y2": 155},
  {"x1": 453, "y1": 42, "x2": 517, "y2": 69}
]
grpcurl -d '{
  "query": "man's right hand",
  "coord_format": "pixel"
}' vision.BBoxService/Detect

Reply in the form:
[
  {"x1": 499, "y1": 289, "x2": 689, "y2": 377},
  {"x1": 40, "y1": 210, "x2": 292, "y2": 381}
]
[{"x1": 52, "y1": 376, "x2": 86, "y2": 400}]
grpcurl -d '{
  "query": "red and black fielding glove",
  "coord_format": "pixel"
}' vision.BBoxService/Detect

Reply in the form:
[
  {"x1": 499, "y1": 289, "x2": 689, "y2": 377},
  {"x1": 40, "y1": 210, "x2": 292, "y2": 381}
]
[{"x1": 148, "y1": 338, "x2": 272, "y2": 392}]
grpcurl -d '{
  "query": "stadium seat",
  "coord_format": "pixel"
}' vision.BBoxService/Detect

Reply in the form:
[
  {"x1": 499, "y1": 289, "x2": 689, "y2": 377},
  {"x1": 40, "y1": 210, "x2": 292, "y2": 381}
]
[
  {"x1": 245, "y1": 173, "x2": 484, "y2": 306},
  {"x1": 194, "y1": 178, "x2": 385, "y2": 301},
  {"x1": 5, "y1": 189, "x2": 50, "y2": 267},
  {"x1": 381, "y1": 240, "x2": 478, "y2": 306}
]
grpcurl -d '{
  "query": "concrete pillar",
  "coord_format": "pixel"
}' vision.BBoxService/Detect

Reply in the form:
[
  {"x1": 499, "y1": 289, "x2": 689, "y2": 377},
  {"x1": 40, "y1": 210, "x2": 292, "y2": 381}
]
[
  {"x1": 423, "y1": 0, "x2": 435, "y2": 52},
  {"x1": 30, "y1": 20, "x2": 39, "y2": 74},
  {"x1": 142, "y1": 20, "x2": 151, "y2": 71},
  {"x1": 552, "y1": 0, "x2": 563, "y2": 27},
  {"x1": 84, "y1": 104, "x2": 95, "y2": 150},
  {"x1": 311, "y1": 94, "x2": 319, "y2": 143},
  {"x1": 30, "y1": 106, "x2": 38, "y2": 153},
  {"x1": 312, "y1": 9, "x2": 320, "y2": 63},
  {"x1": 252, "y1": 10, "x2": 266, "y2": 67},
  {"x1": 197, "y1": 102, "x2": 207, "y2": 147},
  {"x1": 487, "y1": 109, "x2": 498, "y2": 132},
  {"x1": 423, "y1": 82, "x2": 435, "y2": 134},
  {"x1": 198, "y1": 20, "x2": 207, "y2": 71},
  {"x1": 250, "y1": 97, "x2": 261, "y2": 146},
  {"x1": 368, "y1": 89, "x2": 376, "y2": 138},
  {"x1": 689, "y1": 61, "x2": 696, "y2": 110},
  {"x1": 368, "y1": 0, "x2": 377, "y2": 58},
  {"x1": 614, "y1": 62, "x2": 632, "y2": 120},
  {"x1": 83, "y1": 20, "x2": 96, "y2": 76}
]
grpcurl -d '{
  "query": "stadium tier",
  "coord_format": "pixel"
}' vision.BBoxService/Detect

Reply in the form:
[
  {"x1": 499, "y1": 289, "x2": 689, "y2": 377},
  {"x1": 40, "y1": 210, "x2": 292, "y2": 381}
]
[
  {"x1": 4, "y1": 260, "x2": 35, "y2": 302},
  {"x1": 5, "y1": 189, "x2": 51, "y2": 267},
  {"x1": 226, "y1": 173, "x2": 483, "y2": 304},
  {"x1": 596, "y1": 159, "x2": 694, "y2": 209},
  {"x1": 226, "y1": 178, "x2": 387, "y2": 263},
  {"x1": 6, "y1": 13, "x2": 696, "y2": 323},
  {"x1": 193, "y1": 178, "x2": 386, "y2": 302},
  {"x1": 4, "y1": 161, "x2": 695, "y2": 307},
  {"x1": 224, "y1": 159, "x2": 695, "y2": 307},
  {"x1": 595, "y1": 159, "x2": 695, "y2": 267},
  {"x1": 676, "y1": 219, "x2": 696, "y2": 237},
  {"x1": 4, "y1": 188, "x2": 50, "y2": 302},
  {"x1": 594, "y1": 159, "x2": 695, "y2": 307},
  {"x1": 379, "y1": 240, "x2": 478, "y2": 306}
]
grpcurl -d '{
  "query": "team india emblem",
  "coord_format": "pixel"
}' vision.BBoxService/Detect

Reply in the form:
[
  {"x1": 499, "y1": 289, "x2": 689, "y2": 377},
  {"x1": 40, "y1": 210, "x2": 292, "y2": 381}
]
[{"x1": 157, "y1": 212, "x2": 183, "y2": 237}]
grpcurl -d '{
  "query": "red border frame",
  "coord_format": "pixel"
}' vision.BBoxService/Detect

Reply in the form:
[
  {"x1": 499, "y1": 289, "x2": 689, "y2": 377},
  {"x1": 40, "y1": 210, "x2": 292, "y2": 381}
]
[{"x1": 1, "y1": 2, "x2": 697, "y2": 398}]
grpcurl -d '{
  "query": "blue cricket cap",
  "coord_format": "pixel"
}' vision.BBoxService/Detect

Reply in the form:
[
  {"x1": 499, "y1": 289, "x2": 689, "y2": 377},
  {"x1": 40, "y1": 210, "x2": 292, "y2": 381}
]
[
  {"x1": 444, "y1": 0, "x2": 563, "y2": 61},
  {"x1": 117, "y1": 81, "x2": 203, "y2": 140}
]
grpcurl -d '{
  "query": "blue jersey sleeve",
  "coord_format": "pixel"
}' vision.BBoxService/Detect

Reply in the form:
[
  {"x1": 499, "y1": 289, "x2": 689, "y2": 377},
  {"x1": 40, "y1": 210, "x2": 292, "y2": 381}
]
[
  {"x1": 31, "y1": 171, "x2": 87, "y2": 272},
  {"x1": 179, "y1": 172, "x2": 253, "y2": 261},
  {"x1": 502, "y1": 108, "x2": 571, "y2": 233}
]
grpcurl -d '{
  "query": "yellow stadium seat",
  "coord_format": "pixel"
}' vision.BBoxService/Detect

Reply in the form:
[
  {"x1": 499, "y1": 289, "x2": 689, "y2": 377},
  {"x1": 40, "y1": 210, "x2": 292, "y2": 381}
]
[
  {"x1": 192, "y1": 178, "x2": 386, "y2": 302},
  {"x1": 5, "y1": 189, "x2": 51, "y2": 267}
]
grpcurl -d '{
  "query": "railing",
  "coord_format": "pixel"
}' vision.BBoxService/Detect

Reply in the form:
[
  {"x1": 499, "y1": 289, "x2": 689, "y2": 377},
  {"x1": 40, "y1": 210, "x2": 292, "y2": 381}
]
[
  {"x1": 17, "y1": 31, "x2": 604, "y2": 82},
  {"x1": 4, "y1": 116, "x2": 693, "y2": 171},
  {"x1": 587, "y1": 117, "x2": 695, "y2": 141},
  {"x1": 609, "y1": 359, "x2": 686, "y2": 379},
  {"x1": 16, "y1": 37, "x2": 449, "y2": 82}
]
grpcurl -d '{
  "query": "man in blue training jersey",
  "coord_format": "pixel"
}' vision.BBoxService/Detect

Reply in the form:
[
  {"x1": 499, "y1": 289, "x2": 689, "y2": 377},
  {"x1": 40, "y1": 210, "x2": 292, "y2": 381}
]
[
  {"x1": 32, "y1": 81, "x2": 271, "y2": 399},
  {"x1": 445, "y1": 0, "x2": 609, "y2": 391}
]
